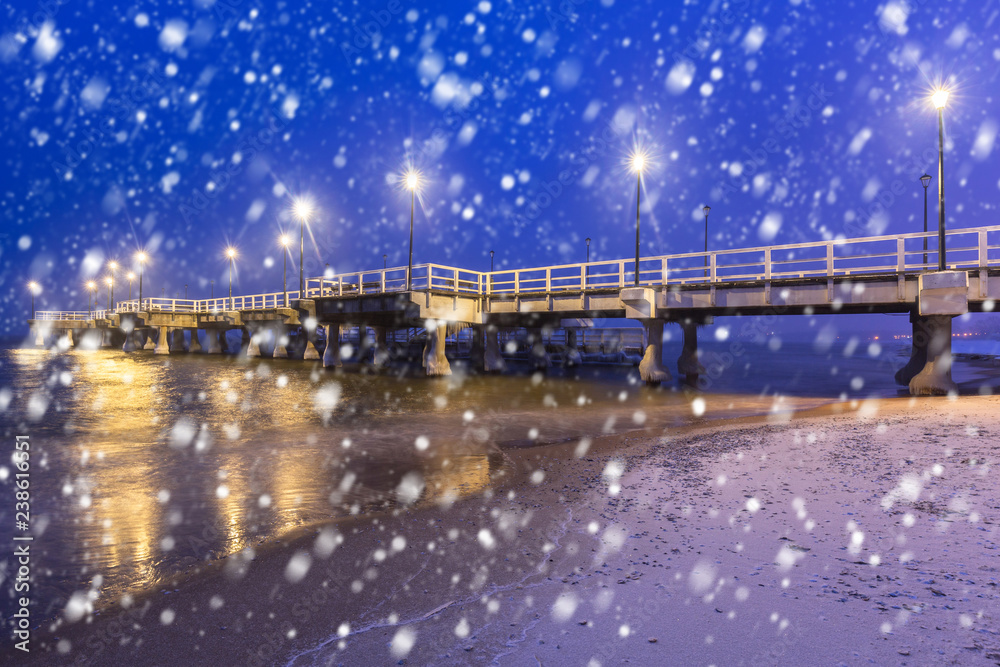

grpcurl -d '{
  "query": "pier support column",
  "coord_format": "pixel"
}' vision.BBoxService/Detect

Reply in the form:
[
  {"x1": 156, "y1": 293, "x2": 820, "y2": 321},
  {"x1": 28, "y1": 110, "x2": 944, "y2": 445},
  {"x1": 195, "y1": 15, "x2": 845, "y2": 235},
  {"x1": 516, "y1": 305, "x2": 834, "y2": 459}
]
[
  {"x1": 272, "y1": 329, "x2": 289, "y2": 358},
  {"x1": 34, "y1": 328, "x2": 46, "y2": 348},
  {"x1": 677, "y1": 320, "x2": 706, "y2": 386},
  {"x1": 100, "y1": 329, "x2": 113, "y2": 348},
  {"x1": 154, "y1": 327, "x2": 170, "y2": 355},
  {"x1": 122, "y1": 330, "x2": 137, "y2": 353},
  {"x1": 425, "y1": 321, "x2": 452, "y2": 376},
  {"x1": 469, "y1": 325, "x2": 485, "y2": 372},
  {"x1": 206, "y1": 330, "x2": 223, "y2": 354},
  {"x1": 323, "y1": 325, "x2": 342, "y2": 368},
  {"x1": 527, "y1": 327, "x2": 550, "y2": 371},
  {"x1": 143, "y1": 330, "x2": 156, "y2": 350},
  {"x1": 169, "y1": 328, "x2": 186, "y2": 353},
  {"x1": 60, "y1": 330, "x2": 75, "y2": 349},
  {"x1": 244, "y1": 328, "x2": 262, "y2": 358},
  {"x1": 564, "y1": 328, "x2": 582, "y2": 367},
  {"x1": 189, "y1": 329, "x2": 203, "y2": 353},
  {"x1": 302, "y1": 327, "x2": 321, "y2": 360},
  {"x1": 484, "y1": 325, "x2": 506, "y2": 372},
  {"x1": 900, "y1": 315, "x2": 957, "y2": 396},
  {"x1": 371, "y1": 326, "x2": 389, "y2": 367},
  {"x1": 639, "y1": 320, "x2": 671, "y2": 385}
]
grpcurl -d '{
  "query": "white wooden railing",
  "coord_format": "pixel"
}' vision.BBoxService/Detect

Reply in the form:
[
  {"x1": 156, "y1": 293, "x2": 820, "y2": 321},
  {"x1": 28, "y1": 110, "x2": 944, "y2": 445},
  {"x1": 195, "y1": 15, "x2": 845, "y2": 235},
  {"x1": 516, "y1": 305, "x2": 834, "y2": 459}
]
[{"x1": 33, "y1": 227, "x2": 1000, "y2": 320}]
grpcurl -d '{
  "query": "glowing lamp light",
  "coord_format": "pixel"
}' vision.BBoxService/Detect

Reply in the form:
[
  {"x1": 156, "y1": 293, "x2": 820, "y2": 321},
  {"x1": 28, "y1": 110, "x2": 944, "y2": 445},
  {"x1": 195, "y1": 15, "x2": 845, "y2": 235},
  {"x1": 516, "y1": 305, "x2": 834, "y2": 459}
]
[
  {"x1": 86, "y1": 281, "x2": 96, "y2": 291},
  {"x1": 631, "y1": 152, "x2": 646, "y2": 173},
  {"x1": 931, "y1": 89, "x2": 949, "y2": 109},
  {"x1": 127, "y1": 271, "x2": 135, "y2": 280},
  {"x1": 279, "y1": 234, "x2": 291, "y2": 247},
  {"x1": 105, "y1": 276, "x2": 113, "y2": 286},
  {"x1": 404, "y1": 169, "x2": 421, "y2": 192},
  {"x1": 292, "y1": 197, "x2": 314, "y2": 222},
  {"x1": 136, "y1": 251, "x2": 148, "y2": 264},
  {"x1": 28, "y1": 281, "x2": 39, "y2": 292},
  {"x1": 226, "y1": 247, "x2": 237, "y2": 259}
]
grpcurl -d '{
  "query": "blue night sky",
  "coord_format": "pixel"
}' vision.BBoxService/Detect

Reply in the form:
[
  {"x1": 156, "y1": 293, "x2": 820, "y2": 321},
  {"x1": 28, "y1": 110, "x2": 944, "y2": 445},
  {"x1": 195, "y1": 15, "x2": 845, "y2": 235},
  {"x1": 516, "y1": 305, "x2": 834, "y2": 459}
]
[{"x1": 1, "y1": 0, "x2": 999, "y2": 331}]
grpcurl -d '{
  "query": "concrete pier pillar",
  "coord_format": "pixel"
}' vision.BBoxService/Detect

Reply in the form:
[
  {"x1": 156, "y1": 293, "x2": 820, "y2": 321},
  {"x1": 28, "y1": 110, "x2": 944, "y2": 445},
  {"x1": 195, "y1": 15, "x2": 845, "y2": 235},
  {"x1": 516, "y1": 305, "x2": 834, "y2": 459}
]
[
  {"x1": 122, "y1": 330, "x2": 137, "y2": 353},
  {"x1": 371, "y1": 326, "x2": 389, "y2": 367},
  {"x1": 143, "y1": 330, "x2": 156, "y2": 350},
  {"x1": 898, "y1": 315, "x2": 957, "y2": 396},
  {"x1": 169, "y1": 328, "x2": 186, "y2": 353},
  {"x1": 484, "y1": 325, "x2": 506, "y2": 372},
  {"x1": 302, "y1": 326, "x2": 321, "y2": 360},
  {"x1": 639, "y1": 320, "x2": 671, "y2": 385},
  {"x1": 272, "y1": 329, "x2": 289, "y2": 358},
  {"x1": 323, "y1": 325, "x2": 342, "y2": 368},
  {"x1": 528, "y1": 327, "x2": 550, "y2": 370},
  {"x1": 677, "y1": 320, "x2": 706, "y2": 386},
  {"x1": 100, "y1": 329, "x2": 113, "y2": 348},
  {"x1": 60, "y1": 330, "x2": 75, "y2": 349},
  {"x1": 425, "y1": 321, "x2": 452, "y2": 376},
  {"x1": 189, "y1": 329, "x2": 203, "y2": 353},
  {"x1": 469, "y1": 325, "x2": 485, "y2": 371},
  {"x1": 564, "y1": 328, "x2": 582, "y2": 367},
  {"x1": 245, "y1": 329, "x2": 262, "y2": 358},
  {"x1": 34, "y1": 328, "x2": 45, "y2": 348},
  {"x1": 155, "y1": 326, "x2": 170, "y2": 355},
  {"x1": 206, "y1": 330, "x2": 222, "y2": 354}
]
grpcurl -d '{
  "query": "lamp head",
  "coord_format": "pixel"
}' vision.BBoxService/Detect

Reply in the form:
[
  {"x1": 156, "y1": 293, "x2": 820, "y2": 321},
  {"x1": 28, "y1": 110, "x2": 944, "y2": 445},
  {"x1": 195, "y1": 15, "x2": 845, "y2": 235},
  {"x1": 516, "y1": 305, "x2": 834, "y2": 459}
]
[
  {"x1": 920, "y1": 173, "x2": 932, "y2": 188},
  {"x1": 226, "y1": 247, "x2": 237, "y2": 259},
  {"x1": 108, "y1": 260, "x2": 118, "y2": 271},
  {"x1": 630, "y1": 151, "x2": 646, "y2": 174},
  {"x1": 127, "y1": 271, "x2": 135, "y2": 280},
  {"x1": 292, "y1": 197, "x2": 314, "y2": 222},
  {"x1": 703, "y1": 205, "x2": 711, "y2": 215},
  {"x1": 28, "y1": 281, "x2": 39, "y2": 293},
  {"x1": 136, "y1": 251, "x2": 147, "y2": 265},
  {"x1": 86, "y1": 281, "x2": 96, "y2": 291},
  {"x1": 279, "y1": 234, "x2": 291, "y2": 247},
  {"x1": 105, "y1": 276, "x2": 113, "y2": 286},
  {"x1": 932, "y1": 89, "x2": 949, "y2": 109},
  {"x1": 585, "y1": 237, "x2": 591, "y2": 246},
  {"x1": 404, "y1": 169, "x2": 420, "y2": 192}
]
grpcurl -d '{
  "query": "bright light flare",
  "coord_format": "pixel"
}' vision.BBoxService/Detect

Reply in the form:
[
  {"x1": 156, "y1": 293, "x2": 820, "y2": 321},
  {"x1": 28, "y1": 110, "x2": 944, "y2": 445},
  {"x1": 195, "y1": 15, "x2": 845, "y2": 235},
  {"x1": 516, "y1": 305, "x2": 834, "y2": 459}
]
[
  {"x1": 108, "y1": 260, "x2": 118, "y2": 271},
  {"x1": 279, "y1": 234, "x2": 291, "y2": 247},
  {"x1": 27, "y1": 281, "x2": 40, "y2": 293},
  {"x1": 931, "y1": 88, "x2": 949, "y2": 109},
  {"x1": 225, "y1": 247, "x2": 238, "y2": 259},
  {"x1": 292, "y1": 197, "x2": 315, "y2": 222},
  {"x1": 135, "y1": 251, "x2": 148, "y2": 265},
  {"x1": 402, "y1": 168, "x2": 422, "y2": 192},
  {"x1": 105, "y1": 276, "x2": 113, "y2": 286},
  {"x1": 629, "y1": 149, "x2": 648, "y2": 174},
  {"x1": 126, "y1": 272, "x2": 135, "y2": 281},
  {"x1": 86, "y1": 281, "x2": 96, "y2": 291}
]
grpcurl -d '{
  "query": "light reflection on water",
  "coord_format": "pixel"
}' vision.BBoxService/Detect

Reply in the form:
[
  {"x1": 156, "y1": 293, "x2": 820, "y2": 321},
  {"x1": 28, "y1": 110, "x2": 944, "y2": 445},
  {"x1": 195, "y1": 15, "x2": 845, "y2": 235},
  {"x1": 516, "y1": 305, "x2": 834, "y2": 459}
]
[{"x1": 0, "y1": 340, "x2": 937, "y2": 620}]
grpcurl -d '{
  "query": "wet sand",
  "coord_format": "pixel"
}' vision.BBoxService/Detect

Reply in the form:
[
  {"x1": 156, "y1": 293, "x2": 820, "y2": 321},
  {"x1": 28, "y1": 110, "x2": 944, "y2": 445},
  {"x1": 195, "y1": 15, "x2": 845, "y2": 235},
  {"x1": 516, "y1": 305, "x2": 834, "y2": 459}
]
[{"x1": 21, "y1": 395, "x2": 1000, "y2": 666}]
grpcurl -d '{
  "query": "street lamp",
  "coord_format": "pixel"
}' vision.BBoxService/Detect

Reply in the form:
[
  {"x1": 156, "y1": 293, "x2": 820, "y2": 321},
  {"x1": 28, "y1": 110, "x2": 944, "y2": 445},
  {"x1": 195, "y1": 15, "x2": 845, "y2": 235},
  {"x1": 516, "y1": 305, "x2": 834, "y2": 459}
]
[
  {"x1": 931, "y1": 88, "x2": 949, "y2": 271},
  {"x1": 585, "y1": 238, "x2": 591, "y2": 263},
  {"x1": 86, "y1": 281, "x2": 97, "y2": 318},
  {"x1": 629, "y1": 150, "x2": 647, "y2": 286},
  {"x1": 226, "y1": 247, "x2": 237, "y2": 310},
  {"x1": 126, "y1": 272, "x2": 135, "y2": 303},
  {"x1": 135, "y1": 251, "x2": 147, "y2": 311},
  {"x1": 27, "y1": 281, "x2": 39, "y2": 319},
  {"x1": 920, "y1": 173, "x2": 932, "y2": 268},
  {"x1": 105, "y1": 276, "x2": 113, "y2": 311},
  {"x1": 108, "y1": 260, "x2": 118, "y2": 309},
  {"x1": 383, "y1": 254, "x2": 387, "y2": 270},
  {"x1": 211, "y1": 280, "x2": 214, "y2": 299},
  {"x1": 279, "y1": 234, "x2": 291, "y2": 307},
  {"x1": 490, "y1": 249, "x2": 495, "y2": 272},
  {"x1": 703, "y1": 205, "x2": 711, "y2": 279},
  {"x1": 403, "y1": 169, "x2": 421, "y2": 290},
  {"x1": 292, "y1": 197, "x2": 314, "y2": 297}
]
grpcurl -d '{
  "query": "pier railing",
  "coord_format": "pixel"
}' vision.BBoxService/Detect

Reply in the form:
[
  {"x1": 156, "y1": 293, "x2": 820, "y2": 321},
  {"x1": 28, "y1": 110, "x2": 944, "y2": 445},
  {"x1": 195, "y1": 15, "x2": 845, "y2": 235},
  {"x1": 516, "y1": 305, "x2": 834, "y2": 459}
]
[{"x1": 33, "y1": 226, "x2": 1000, "y2": 320}]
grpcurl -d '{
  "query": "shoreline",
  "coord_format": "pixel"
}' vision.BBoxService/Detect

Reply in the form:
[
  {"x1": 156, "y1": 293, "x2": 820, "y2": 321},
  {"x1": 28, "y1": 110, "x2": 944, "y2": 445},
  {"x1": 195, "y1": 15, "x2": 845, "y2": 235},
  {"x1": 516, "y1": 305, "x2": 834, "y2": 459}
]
[{"x1": 22, "y1": 393, "x2": 1000, "y2": 665}]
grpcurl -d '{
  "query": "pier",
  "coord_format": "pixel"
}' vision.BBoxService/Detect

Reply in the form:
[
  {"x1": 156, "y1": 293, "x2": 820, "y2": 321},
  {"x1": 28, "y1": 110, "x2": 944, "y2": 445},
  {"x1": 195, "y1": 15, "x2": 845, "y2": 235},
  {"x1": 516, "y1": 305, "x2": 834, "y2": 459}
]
[{"x1": 28, "y1": 225, "x2": 1000, "y2": 396}]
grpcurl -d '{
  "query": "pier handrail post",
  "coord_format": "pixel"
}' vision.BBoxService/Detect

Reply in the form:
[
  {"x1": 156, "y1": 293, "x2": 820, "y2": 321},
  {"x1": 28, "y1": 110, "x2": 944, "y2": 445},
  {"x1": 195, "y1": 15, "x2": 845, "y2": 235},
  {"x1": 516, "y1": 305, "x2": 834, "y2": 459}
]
[
  {"x1": 580, "y1": 265, "x2": 586, "y2": 290},
  {"x1": 764, "y1": 249, "x2": 772, "y2": 281},
  {"x1": 619, "y1": 261, "x2": 624, "y2": 287},
  {"x1": 979, "y1": 230, "x2": 988, "y2": 268},
  {"x1": 710, "y1": 253, "x2": 717, "y2": 283},
  {"x1": 825, "y1": 242, "x2": 834, "y2": 276},
  {"x1": 514, "y1": 271, "x2": 520, "y2": 294},
  {"x1": 897, "y1": 238, "x2": 906, "y2": 273},
  {"x1": 546, "y1": 268, "x2": 551, "y2": 292}
]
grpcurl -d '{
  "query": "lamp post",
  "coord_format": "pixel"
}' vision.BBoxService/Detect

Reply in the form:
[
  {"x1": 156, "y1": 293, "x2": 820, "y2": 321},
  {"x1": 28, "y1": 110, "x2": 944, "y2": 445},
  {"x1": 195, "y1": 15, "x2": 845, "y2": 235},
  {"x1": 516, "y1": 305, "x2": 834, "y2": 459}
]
[
  {"x1": 630, "y1": 152, "x2": 646, "y2": 286},
  {"x1": 135, "y1": 251, "x2": 147, "y2": 311},
  {"x1": 703, "y1": 206, "x2": 711, "y2": 278},
  {"x1": 226, "y1": 247, "x2": 237, "y2": 310},
  {"x1": 932, "y1": 89, "x2": 949, "y2": 271},
  {"x1": 108, "y1": 260, "x2": 118, "y2": 309},
  {"x1": 279, "y1": 234, "x2": 291, "y2": 307},
  {"x1": 383, "y1": 254, "x2": 387, "y2": 269},
  {"x1": 490, "y1": 250, "x2": 495, "y2": 272},
  {"x1": 27, "y1": 281, "x2": 39, "y2": 319},
  {"x1": 126, "y1": 272, "x2": 135, "y2": 304},
  {"x1": 292, "y1": 198, "x2": 314, "y2": 298},
  {"x1": 404, "y1": 169, "x2": 420, "y2": 290},
  {"x1": 86, "y1": 281, "x2": 96, "y2": 318},
  {"x1": 184, "y1": 284, "x2": 188, "y2": 299},
  {"x1": 211, "y1": 280, "x2": 214, "y2": 299},
  {"x1": 105, "y1": 276, "x2": 113, "y2": 311},
  {"x1": 920, "y1": 174, "x2": 932, "y2": 268},
  {"x1": 585, "y1": 238, "x2": 591, "y2": 263}
]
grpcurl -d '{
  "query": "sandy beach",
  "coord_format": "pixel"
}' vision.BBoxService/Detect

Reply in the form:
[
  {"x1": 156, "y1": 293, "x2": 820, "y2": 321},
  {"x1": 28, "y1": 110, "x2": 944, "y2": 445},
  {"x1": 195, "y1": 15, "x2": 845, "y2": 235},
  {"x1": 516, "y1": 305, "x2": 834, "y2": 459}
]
[{"x1": 22, "y1": 395, "x2": 1000, "y2": 666}]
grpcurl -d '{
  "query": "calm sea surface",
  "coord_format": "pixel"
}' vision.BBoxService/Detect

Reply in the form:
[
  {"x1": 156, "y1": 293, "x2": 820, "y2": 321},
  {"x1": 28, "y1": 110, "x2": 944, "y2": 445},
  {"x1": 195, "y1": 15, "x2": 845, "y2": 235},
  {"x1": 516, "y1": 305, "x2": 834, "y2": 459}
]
[{"x1": 0, "y1": 337, "x2": 995, "y2": 622}]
